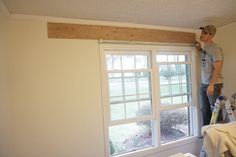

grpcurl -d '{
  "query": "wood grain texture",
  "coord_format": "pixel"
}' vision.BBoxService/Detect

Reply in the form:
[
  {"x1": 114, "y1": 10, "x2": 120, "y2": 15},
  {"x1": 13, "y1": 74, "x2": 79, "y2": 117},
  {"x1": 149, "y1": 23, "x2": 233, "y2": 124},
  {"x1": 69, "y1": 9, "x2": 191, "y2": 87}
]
[{"x1": 48, "y1": 22, "x2": 196, "y2": 44}]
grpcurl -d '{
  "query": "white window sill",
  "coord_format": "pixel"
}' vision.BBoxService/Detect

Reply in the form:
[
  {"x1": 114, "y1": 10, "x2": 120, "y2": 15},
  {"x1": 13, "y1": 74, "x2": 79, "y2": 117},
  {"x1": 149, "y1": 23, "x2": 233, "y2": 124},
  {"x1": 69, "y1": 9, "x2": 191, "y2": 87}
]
[{"x1": 114, "y1": 136, "x2": 199, "y2": 157}]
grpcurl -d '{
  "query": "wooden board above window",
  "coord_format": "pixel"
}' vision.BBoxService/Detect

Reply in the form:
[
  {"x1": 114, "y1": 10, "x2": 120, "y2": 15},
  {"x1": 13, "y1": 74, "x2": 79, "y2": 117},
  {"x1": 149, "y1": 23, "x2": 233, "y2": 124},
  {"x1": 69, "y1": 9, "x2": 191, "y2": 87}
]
[{"x1": 47, "y1": 22, "x2": 196, "y2": 44}]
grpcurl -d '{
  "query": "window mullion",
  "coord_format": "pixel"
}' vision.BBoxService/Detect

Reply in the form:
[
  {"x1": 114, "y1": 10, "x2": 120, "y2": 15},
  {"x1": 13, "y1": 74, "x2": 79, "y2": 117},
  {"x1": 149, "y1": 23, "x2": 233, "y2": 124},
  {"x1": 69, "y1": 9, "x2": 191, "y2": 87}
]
[
  {"x1": 178, "y1": 64, "x2": 183, "y2": 103},
  {"x1": 135, "y1": 72, "x2": 140, "y2": 112},
  {"x1": 167, "y1": 64, "x2": 173, "y2": 104},
  {"x1": 121, "y1": 73, "x2": 126, "y2": 119},
  {"x1": 151, "y1": 50, "x2": 160, "y2": 147}
]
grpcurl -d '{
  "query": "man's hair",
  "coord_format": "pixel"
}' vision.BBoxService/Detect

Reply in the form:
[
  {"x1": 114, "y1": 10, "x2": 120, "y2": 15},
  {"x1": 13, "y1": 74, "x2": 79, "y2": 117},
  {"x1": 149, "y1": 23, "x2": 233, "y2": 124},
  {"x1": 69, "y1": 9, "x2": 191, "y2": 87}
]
[{"x1": 199, "y1": 25, "x2": 216, "y2": 36}]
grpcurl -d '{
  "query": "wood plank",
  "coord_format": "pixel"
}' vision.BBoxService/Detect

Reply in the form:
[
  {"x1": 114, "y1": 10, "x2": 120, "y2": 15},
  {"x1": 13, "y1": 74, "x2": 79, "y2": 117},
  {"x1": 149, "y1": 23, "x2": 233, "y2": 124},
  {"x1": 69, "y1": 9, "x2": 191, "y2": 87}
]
[{"x1": 48, "y1": 22, "x2": 195, "y2": 44}]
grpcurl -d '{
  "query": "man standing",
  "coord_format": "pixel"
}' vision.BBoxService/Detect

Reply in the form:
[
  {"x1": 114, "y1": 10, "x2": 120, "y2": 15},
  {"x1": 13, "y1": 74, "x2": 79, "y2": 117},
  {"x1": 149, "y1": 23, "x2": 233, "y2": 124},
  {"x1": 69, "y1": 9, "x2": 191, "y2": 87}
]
[{"x1": 195, "y1": 25, "x2": 224, "y2": 126}]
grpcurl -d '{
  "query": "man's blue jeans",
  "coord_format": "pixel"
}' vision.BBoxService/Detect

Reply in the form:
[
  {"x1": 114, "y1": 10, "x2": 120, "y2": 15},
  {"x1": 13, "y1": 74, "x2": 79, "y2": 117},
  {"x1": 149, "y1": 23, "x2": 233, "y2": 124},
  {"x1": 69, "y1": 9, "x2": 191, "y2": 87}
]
[{"x1": 200, "y1": 83, "x2": 223, "y2": 126}]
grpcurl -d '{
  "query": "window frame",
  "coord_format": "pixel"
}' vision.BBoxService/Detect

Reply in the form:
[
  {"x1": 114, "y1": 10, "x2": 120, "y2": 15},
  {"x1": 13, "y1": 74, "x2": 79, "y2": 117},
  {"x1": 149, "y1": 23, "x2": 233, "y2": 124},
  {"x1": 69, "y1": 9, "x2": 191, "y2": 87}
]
[{"x1": 100, "y1": 44, "x2": 199, "y2": 157}]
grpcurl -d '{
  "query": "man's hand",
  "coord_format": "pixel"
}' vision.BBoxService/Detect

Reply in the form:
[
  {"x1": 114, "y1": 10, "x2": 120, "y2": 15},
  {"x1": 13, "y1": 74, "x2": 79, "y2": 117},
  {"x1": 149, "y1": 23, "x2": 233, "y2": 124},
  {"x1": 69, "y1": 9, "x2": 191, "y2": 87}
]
[
  {"x1": 207, "y1": 85, "x2": 214, "y2": 96},
  {"x1": 195, "y1": 41, "x2": 202, "y2": 51}
]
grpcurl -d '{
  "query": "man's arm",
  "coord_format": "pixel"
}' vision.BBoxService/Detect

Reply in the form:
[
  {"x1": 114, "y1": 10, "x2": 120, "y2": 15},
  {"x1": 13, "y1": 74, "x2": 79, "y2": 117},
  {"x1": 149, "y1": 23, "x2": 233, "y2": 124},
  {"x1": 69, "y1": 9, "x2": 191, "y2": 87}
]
[
  {"x1": 207, "y1": 60, "x2": 223, "y2": 96},
  {"x1": 195, "y1": 41, "x2": 202, "y2": 52}
]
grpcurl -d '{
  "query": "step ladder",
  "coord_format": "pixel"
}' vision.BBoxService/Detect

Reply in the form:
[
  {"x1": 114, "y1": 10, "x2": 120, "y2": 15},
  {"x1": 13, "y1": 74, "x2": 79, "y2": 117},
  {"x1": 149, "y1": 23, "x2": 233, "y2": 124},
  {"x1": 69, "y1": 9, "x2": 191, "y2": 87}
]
[{"x1": 199, "y1": 93, "x2": 236, "y2": 157}]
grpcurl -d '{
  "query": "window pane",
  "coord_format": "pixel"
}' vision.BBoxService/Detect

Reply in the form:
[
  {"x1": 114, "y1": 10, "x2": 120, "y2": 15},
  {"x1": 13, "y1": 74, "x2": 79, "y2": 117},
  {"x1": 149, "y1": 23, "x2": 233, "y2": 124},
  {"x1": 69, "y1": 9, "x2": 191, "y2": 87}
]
[
  {"x1": 183, "y1": 95, "x2": 192, "y2": 103},
  {"x1": 158, "y1": 59, "x2": 192, "y2": 106},
  {"x1": 126, "y1": 102, "x2": 139, "y2": 118},
  {"x1": 122, "y1": 55, "x2": 135, "y2": 69},
  {"x1": 107, "y1": 54, "x2": 148, "y2": 70},
  {"x1": 109, "y1": 71, "x2": 152, "y2": 120},
  {"x1": 178, "y1": 55, "x2": 187, "y2": 62},
  {"x1": 182, "y1": 83, "x2": 187, "y2": 93},
  {"x1": 138, "y1": 73, "x2": 151, "y2": 94},
  {"x1": 182, "y1": 83, "x2": 191, "y2": 94},
  {"x1": 138, "y1": 100, "x2": 152, "y2": 116},
  {"x1": 156, "y1": 55, "x2": 167, "y2": 62},
  {"x1": 124, "y1": 73, "x2": 136, "y2": 95},
  {"x1": 157, "y1": 54, "x2": 189, "y2": 63},
  {"x1": 160, "y1": 76, "x2": 168, "y2": 85},
  {"x1": 171, "y1": 75, "x2": 180, "y2": 84},
  {"x1": 160, "y1": 85, "x2": 170, "y2": 96},
  {"x1": 170, "y1": 64, "x2": 179, "y2": 83},
  {"x1": 135, "y1": 55, "x2": 148, "y2": 69},
  {"x1": 160, "y1": 107, "x2": 190, "y2": 144},
  {"x1": 159, "y1": 64, "x2": 170, "y2": 83},
  {"x1": 186, "y1": 64, "x2": 191, "y2": 74},
  {"x1": 180, "y1": 64, "x2": 191, "y2": 74},
  {"x1": 183, "y1": 74, "x2": 191, "y2": 84},
  {"x1": 180, "y1": 64, "x2": 186, "y2": 74},
  {"x1": 111, "y1": 104, "x2": 125, "y2": 120},
  {"x1": 124, "y1": 99, "x2": 152, "y2": 119},
  {"x1": 106, "y1": 55, "x2": 121, "y2": 70},
  {"x1": 161, "y1": 97, "x2": 171, "y2": 105},
  {"x1": 171, "y1": 84, "x2": 180, "y2": 95},
  {"x1": 168, "y1": 55, "x2": 178, "y2": 62},
  {"x1": 109, "y1": 121, "x2": 153, "y2": 155},
  {"x1": 172, "y1": 96, "x2": 182, "y2": 104},
  {"x1": 170, "y1": 64, "x2": 177, "y2": 74},
  {"x1": 175, "y1": 64, "x2": 182, "y2": 75},
  {"x1": 109, "y1": 73, "x2": 122, "y2": 97}
]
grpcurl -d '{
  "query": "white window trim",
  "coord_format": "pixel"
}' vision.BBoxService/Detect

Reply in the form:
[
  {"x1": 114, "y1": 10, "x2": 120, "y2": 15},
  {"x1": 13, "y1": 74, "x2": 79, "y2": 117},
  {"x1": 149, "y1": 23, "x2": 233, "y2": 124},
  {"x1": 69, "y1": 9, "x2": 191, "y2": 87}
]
[{"x1": 99, "y1": 44, "x2": 199, "y2": 157}]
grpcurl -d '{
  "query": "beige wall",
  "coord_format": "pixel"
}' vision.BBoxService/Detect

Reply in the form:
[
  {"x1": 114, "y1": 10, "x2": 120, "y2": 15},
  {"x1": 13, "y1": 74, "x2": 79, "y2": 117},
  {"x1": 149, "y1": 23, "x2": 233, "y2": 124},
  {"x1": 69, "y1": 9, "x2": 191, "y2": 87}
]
[
  {"x1": 215, "y1": 22, "x2": 236, "y2": 97},
  {"x1": 3, "y1": 17, "x2": 202, "y2": 157},
  {"x1": 0, "y1": 9, "x2": 10, "y2": 157},
  {"x1": 7, "y1": 19, "x2": 105, "y2": 157}
]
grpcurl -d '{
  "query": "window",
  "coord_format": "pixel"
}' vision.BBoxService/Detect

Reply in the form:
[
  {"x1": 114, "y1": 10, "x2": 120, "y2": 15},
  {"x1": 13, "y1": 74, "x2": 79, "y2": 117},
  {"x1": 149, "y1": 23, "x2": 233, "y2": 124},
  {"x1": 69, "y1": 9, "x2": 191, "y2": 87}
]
[
  {"x1": 156, "y1": 54, "x2": 193, "y2": 144},
  {"x1": 100, "y1": 45, "x2": 197, "y2": 157}
]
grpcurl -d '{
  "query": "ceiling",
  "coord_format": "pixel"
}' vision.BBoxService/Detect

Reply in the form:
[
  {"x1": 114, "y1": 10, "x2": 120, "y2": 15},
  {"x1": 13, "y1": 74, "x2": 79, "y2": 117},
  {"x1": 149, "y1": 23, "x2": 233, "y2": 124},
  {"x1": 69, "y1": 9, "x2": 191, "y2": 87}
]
[{"x1": 2, "y1": 0, "x2": 236, "y2": 29}]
